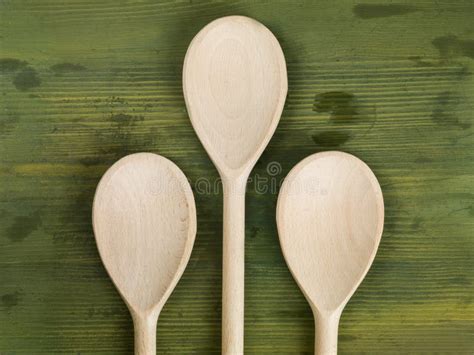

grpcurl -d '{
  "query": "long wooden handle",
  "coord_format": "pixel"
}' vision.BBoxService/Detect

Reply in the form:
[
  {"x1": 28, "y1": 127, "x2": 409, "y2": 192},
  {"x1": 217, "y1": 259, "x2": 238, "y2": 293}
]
[
  {"x1": 132, "y1": 312, "x2": 158, "y2": 355},
  {"x1": 222, "y1": 177, "x2": 246, "y2": 354},
  {"x1": 314, "y1": 312, "x2": 341, "y2": 355}
]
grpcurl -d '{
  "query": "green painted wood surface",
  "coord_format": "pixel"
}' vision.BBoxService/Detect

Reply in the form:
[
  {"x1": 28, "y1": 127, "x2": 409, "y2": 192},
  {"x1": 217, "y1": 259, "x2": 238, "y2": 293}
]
[{"x1": 1, "y1": 0, "x2": 473, "y2": 353}]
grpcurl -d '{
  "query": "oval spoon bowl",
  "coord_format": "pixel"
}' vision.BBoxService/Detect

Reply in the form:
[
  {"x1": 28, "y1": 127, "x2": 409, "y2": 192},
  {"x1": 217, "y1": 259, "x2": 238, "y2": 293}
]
[{"x1": 183, "y1": 15, "x2": 287, "y2": 178}]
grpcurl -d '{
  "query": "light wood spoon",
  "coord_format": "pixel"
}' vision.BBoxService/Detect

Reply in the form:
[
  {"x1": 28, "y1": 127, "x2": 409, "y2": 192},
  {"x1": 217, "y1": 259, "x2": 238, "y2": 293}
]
[
  {"x1": 92, "y1": 153, "x2": 196, "y2": 355},
  {"x1": 183, "y1": 15, "x2": 287, "y2": 354},
  {"x1": 277, "y1": 151, "x2": 384, "y2": 355}
]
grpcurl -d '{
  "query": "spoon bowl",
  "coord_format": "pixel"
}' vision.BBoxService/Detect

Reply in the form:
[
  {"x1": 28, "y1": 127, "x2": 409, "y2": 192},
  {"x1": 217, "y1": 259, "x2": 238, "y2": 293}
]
[
  {"x1": 277, "y1": 151, "x2": 384, "y2": 354},
  {"x1": 92, "y1": 153, "x2": 196, "y2": 355},
  {"x1": 183, "y1": 15, "x2": 287, "y2": 178}
]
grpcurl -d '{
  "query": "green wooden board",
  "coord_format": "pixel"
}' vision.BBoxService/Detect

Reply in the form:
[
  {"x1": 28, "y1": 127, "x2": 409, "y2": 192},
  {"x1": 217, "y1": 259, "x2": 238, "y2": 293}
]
[{"x1": 1, "y1": 0, "x2": 473, "y2": 353}]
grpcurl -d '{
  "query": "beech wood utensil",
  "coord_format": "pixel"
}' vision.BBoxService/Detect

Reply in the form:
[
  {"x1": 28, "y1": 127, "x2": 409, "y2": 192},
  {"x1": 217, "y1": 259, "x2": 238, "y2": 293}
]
[
  {"x1": 183, "y1": 15, "x2": 287, "y2": 354},
  {"x1": 277, "y1": 151, "x2": 384, "y2": 355},
  {"x1": 92, "y1": 153, "x2": 196, "y2": 355}
]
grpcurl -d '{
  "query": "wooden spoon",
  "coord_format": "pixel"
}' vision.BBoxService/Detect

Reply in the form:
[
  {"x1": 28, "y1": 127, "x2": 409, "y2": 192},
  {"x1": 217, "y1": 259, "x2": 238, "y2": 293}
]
[
  {"x1": 277, "y1": 151, "x2": 384, "y2": 355},
  {"x1": 183, "y1": 16, "x2": 287, "y2": 354},
  {"x1": 92, "y1": 153, "x2": 196, "y2": 355}
]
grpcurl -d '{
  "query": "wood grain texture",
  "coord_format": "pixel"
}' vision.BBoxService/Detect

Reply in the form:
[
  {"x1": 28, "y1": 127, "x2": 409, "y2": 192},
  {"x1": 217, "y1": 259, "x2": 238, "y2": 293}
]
[
  {"x1": 0, "y1": 0, "x2": 473, "y2": 354},
  {"x1": 277, "y1": 151, "x2": 385, "y2": 354}
]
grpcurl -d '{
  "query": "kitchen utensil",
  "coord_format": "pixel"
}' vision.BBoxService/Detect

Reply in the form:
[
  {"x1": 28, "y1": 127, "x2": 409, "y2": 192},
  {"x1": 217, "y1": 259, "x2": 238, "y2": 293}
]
[
  {"x1": 277, "y1": 151, "x2": 384, "y2": 355},
  {"x1": 92, "y1": 153, "x2": 196, "y2": 355},
  {"x1": 183, "y1": 15, "x2": 287, "y2": 354}
]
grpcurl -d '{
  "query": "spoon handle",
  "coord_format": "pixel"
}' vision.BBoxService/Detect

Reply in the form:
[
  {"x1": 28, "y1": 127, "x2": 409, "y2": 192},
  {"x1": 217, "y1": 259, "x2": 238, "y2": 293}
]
[
  {"x1": 222, "y1": 178, "x2": 246, "y2": 354},
  {"x1": 132, "y1": 312, "x2": 158, "y2": 355},
  {"x1": 314, "y1": 311, "x2": 341, "y2": 355}
]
